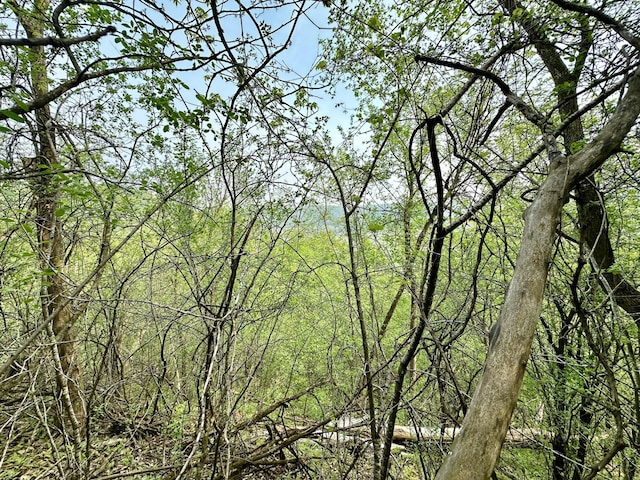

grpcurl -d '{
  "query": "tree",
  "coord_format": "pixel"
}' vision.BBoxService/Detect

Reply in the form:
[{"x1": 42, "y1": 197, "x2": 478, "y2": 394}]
[
  {"x1": 326, "y1": 0, "x2": 640, "y2": 478},
  {"x1": 0, "y1": 0, "x2": 330, "y2": 476},
  {"x1": 3, "y1": 0, "x2": 640, "y2": 478},
  {"x1": 8, "y1": 0, "x2": 91, "y2": 442}
]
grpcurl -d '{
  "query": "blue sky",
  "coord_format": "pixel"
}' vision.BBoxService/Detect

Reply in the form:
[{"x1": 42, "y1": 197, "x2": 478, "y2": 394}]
[
  {"x1": 165, "y1": 1, "x2": 357, "y2": 142},
  {"x1": 92, "y1": 0, "x2": 359, "y2": 157}
]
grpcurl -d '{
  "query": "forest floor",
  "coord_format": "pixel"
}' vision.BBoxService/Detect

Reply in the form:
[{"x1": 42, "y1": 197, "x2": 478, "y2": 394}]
[{"x1": 0, "y1": 422, "x2": 426, "y2": 480}]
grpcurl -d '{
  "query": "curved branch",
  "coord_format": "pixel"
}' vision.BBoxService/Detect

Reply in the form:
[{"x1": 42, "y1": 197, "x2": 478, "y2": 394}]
[
  {"x1": 549, "y1": 0, "x2": 640, "y2": 51},
  {"x1": 0, "y1": 53, "x2": 213, "y2": 120},
  {"x1": 0, "y1": 26, "x2": 116, "y2": 47},
  {"x1": 414, "y1": 54, "x2": 549, "y2": 130}
]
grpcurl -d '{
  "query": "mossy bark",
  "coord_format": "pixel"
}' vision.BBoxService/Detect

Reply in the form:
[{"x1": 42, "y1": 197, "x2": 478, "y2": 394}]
[{"x1": 14, "y1": 0, "x2": 86, "y2": 437}]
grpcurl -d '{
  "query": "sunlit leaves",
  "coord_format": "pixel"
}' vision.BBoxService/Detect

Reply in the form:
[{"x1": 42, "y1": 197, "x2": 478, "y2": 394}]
[{"x1": 367, "y1": 221, "x2": 384, "y2": 232}]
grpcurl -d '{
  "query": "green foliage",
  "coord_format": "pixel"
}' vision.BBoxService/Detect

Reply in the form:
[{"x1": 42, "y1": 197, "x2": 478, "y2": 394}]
[{"x1": 1, "y1": 0, "x2": 640, "y2": 478}]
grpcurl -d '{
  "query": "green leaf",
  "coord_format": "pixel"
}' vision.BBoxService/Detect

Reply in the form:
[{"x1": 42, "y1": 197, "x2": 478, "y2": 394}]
[
  {"x1": 368, "y1": 222, "x2": 384, "y2": 232},
  {"x1": 513, "y1": 7, "x2": 523, "y2": 17},
  {"x1": 605, "y1": 263, "x2": 623, "y2": 275},
  {"x1": 367, "y1": 14, "x2": 381, "y2": 30},
  {"x1": 1, "y1": 110, "x2": 25, "y2": 123}
]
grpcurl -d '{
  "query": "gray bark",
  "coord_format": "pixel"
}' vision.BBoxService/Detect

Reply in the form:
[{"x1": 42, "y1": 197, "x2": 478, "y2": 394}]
[{"x1": 434, "y1": 65, "x2": 640, "y2": 480}]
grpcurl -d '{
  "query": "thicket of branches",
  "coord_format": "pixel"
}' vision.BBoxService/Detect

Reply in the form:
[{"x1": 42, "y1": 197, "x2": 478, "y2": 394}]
[{"x1": 1, "y1": 1, "x2": 639, "y2": 479}]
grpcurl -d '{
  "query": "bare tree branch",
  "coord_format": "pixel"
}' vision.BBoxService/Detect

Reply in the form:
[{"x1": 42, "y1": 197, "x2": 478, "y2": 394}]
[{"x1": 0, "y1": 26, "x2": 116, "y2": 47}]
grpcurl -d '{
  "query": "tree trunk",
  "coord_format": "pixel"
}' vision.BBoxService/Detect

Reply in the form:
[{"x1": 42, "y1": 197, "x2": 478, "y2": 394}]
[
  {"x1": 434, "y1": 66, "x2": 640, "y2": 480},
  {"x1": 503, "y1": 4, "x2": 640, "y2": 474},
  {"x1": 15, "y1": 0, "x2": 86, "y2": 436},
  {"x1": 576, "y1": 179, "x2": 640, "y2": 325}
]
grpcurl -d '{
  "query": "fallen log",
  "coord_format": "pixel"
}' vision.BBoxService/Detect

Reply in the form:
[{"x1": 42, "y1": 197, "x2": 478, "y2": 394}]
[
  {"x1": 392, "y1": 425, "x2": 551, "y2": 445},
  {"x1": 272, "y1": 417, "x2": 550, "y2": 449}
]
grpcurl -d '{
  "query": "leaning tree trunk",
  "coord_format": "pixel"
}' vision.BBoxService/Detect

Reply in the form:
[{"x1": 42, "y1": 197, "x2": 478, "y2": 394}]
[
  {"x1": 576, "y1": 180, "x2": 640, "y2": 325},
  {"x1": 505, "y1": 4, "x2": 640, "y2": 474},
  {"x1": 434, "y1": 65, "x2": 640, "y2": 480},
  {"x1": 15, "y1": 0, "x2": 86, "y2": 438}
]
